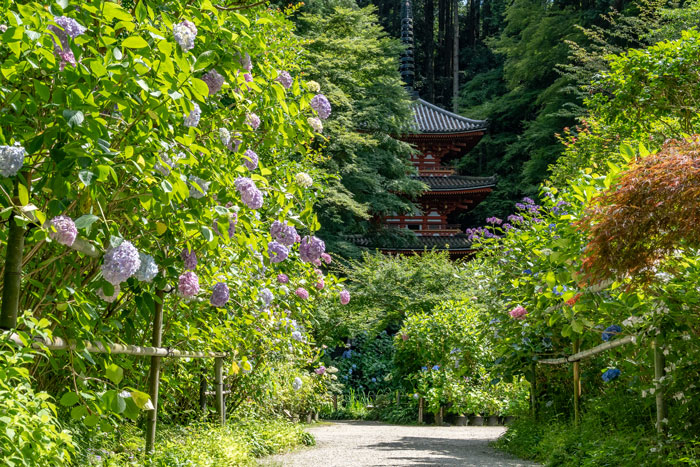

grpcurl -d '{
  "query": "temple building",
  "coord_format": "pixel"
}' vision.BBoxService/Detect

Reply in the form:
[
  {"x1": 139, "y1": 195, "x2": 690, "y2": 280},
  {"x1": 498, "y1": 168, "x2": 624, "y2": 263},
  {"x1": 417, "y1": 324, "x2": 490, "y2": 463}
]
[{"x1": 356, "y1": 0, "x2": 496, "y2": 259}]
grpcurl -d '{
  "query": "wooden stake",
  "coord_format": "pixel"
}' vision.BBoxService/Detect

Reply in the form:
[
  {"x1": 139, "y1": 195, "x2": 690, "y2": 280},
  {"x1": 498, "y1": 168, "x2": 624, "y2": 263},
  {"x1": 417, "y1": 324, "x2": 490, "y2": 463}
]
[
  {"x1": 418, "y1": 396, "x2": 424, "y2": 424},
  {"x1": 530, "y1": 361, "x2": 537, "y2": 418},
  {"x1": 215, "y1": 356, "x2": 225, "y2": 426},
  {"x1": 1, "y1": 212, "x2": 25, "y2": 329},
  {"x1": 145, "y1": 288, "x2": 165, "y2": 453},
  {"x1": 573, "y1": 339, "x2": 581, "y2": 427},
  {"x1": 653, "y1": 337, "x2": 667, "y2": 434},
  {"x1": 333, "y1": 393, "x2": 338, "y2": 412},
  {"x1": 199, "y1": 372, "x2": 207, "y2": 413}
]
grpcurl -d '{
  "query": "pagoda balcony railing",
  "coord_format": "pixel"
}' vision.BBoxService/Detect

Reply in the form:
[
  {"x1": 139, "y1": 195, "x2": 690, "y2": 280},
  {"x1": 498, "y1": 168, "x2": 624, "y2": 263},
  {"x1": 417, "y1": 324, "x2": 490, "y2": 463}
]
[
  {"x1": 417, "y1": 168, "x2": 455, "y2": 176},
  {"x1": 422, "y1": 223, "x2": 461, "y2": 231}
]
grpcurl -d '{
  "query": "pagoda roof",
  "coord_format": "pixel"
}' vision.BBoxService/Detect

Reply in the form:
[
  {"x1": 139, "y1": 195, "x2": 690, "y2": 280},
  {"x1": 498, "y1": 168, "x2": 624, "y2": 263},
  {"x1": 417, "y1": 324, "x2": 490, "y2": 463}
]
[
  {"x1": 411, "y1": 98, "x2": 488, "y2": 134},
  {"x1": 416, "y1": 174, "x2": 496, "y2": 192}
]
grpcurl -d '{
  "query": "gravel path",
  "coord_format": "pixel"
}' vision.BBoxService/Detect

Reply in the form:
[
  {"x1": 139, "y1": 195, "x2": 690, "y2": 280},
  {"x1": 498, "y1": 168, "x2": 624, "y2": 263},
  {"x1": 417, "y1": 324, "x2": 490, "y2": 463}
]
[{"x1": 259, "y1": 420, "x2": 540, "y2": 466}]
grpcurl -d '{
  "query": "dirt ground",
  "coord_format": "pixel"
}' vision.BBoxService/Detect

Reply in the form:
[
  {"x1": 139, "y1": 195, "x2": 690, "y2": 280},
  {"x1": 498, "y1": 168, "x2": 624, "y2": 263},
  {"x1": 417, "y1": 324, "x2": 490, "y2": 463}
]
[{"x1": 259, "y1": 420, "x2": 541, "y2": 466}]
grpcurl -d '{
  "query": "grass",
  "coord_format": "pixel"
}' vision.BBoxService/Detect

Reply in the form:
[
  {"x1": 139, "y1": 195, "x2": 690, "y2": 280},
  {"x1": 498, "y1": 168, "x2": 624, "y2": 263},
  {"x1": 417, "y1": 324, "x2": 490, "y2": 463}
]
[{"x1": 72, "y1": 417, "x2": 315, "y2": 466}]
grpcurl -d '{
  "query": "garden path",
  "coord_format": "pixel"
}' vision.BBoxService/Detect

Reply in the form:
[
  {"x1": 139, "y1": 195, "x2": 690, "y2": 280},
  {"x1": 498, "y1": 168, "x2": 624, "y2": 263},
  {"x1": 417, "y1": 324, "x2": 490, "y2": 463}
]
[{"x1": 259, "y1": 420, "x2": 540, "y2": 466}]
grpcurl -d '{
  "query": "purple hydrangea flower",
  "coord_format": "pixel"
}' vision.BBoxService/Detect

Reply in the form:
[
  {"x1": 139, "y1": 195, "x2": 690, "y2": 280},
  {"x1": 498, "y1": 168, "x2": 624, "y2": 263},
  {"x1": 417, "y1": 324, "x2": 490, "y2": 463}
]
[
  {"x1": 260, "y1": 288, "x2": 274, "y2": 306},
  {"x1": 270, "y1": 221, "x2": 298, "y2": 246},
  {"x1": 97, "y1": 283, "x2": 120, "y2": 303},
  {"x1": 291, "y1": 331, "x2": 303, "y2": 341},
  {"x1": 321, "y1": 253, "x2": 332, "y2": 264},
  {"x1": 243, "y1": 73, "x2": 253, "y2": 83},
  {"x1": 299, "y1": 235, "x2": 325, "y2": 263},
  {"x1": 173, "y1": 20, "x2": 197, "y2": 51},
  {"x1": 48, "y1": 25, "x2": 76, "y2": 71},
  {"x1": 210, "y1": 282, "x2": 230, "y2": 307},
  {"x1": 522, "y1": 197, "x2": 535, "y2": 205},
  {"x1": 315, "y1": 366, "x2": 326, "y2": 375},
  {"x1": 507, "y1": 214, "x2": 524, "y2": 224},
  {"x1": 486, "y1": 217, "x2": 502, "y2": 225},
  {"x1": 178, "y1": 271, "x2": 199, "y2": 297},
  {"x1": 310, "y1": 94, "x2": 331, "y2": 119},
  {"x1": 245, "y1": 113, "x2": 260, "y2": 130},
  {"x1": 134, "y1": 252, "x2": 158, "y2": 282},
  {"x1": 339, "y1": 290, "x2": 350, "y2": 305},
  {"x1": 275, "y1": 71, "x2": 292, "y2": 89},
  {"x1": 277, "y1": 273, "x2": 289, "y2": 284},
  {"x1": 0, "y1": 143, "x2": 25, "y2": 177},
  {"x1": 54, "y1": 16, "x2": 86, "y2": 38},
  {"x1": 295, "y1": 287, "x2": 309, "y2": 300},
  {"x1": 268, "y1": 241, "x2": 289, "y2": 263},
  {"x1": 49, "y1": 215, "x2": 77, "y2": 246},
  {"x1": 240, "y1": 53, "x2": 252, "y2": 71},
  {"x1": 235, "y1": 177, "x2": 263, "y2": 209},
  {"x1": 181, "y1": 247, "x2": 197, "y2": 270},
  {"x1": 243, "y1": 149, "x2": 258, "y2": 170},
  {"x1": 102, "y1": 240, "x2": 141, "y2": 285},
  {"x1": 228, "y1": 215, "x2": 237, "y2": 238},
  {"x1": 315, "y1": 279, "x2": 325, "y2": 290},
  {"x1": 184, "y1": 103, "x2": 201, "y2": 128},
  {"x1": 202, "y1": 69, "x2": 225, "y2": 95}
]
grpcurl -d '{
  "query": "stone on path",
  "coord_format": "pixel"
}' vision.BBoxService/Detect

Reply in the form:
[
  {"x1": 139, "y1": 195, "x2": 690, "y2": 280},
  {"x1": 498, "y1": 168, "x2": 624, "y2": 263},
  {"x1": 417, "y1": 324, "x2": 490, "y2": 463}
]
[{"x1": 260, "y1": 420, "x2": 540, "y2": 466}]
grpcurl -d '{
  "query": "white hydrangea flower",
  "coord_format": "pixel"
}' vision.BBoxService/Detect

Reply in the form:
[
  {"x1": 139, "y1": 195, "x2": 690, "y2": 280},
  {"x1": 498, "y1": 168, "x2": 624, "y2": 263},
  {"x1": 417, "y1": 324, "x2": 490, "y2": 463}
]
[
  {"x1": 0, "y1": 143, "x2": 26, "y2": 177},
  {"x1": 306, "y1": 81, "x2": 320, "y2": 92},
  {"x1": 295, "y1": 172, "x2": 313, "y2": 188}
]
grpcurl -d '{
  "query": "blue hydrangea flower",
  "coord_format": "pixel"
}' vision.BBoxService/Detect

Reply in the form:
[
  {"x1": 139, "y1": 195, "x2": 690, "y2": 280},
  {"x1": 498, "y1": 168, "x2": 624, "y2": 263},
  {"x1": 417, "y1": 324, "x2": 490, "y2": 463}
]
[
  {"x1": 310, "y1": 94, "x2": 331, "y2": 119},
  {"x1": 270, "y1": 221, "x2": 298, "y2": 246},
  {"x1": 601, "y1": 325, "x2": 622, "y2": 342},
  {"x1": 134, "y1": 252, "x2": 158, "y2": 282},
  {"x1": 101, "y1": 241, "x2": 141, "y2": 285},
  {"x1": 210, "y1": 282, "x2": 229, "y2": 307},
  {"x1": 0, "y1": 143, "x2": 26, "y2": 177},
  {"x1": 432, "y1": 365, "x2": 440, "y2": 371},
  {"x1": 602, "y1": 368, "x2": 620, "y2": 382},
  {"x1": 243, "y1": 149, "x2": 258, "y2": 170},
  {"x1": 268, "y1": 241, "x2": 289, "y2": 263}
]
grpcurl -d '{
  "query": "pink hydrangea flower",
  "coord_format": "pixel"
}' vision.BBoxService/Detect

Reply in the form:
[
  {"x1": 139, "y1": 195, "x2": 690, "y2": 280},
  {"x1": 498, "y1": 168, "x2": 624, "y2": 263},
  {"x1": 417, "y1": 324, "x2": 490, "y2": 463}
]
[
  {"x1": 339, "y1": 290, "x2": 350, "y2": 305},
  {"x1": 321, "y1": 253, "x2": 332, "y2": 264},
  {"x1": 277, "y1": 273, "x2": 289, "y2": 284},
  {"x1": 178, "y1": 271, "x2": 199, "y2": 297},
  {"x1": 49, "y1": 215, "x2": 77, "y2": 246},
  {"x1": 295, "y1": 287, "x2": 309, "y2": 300},
  {"x1": 245, "y1": 112, "x2": 260, "y2": 130},
  {"x1": 315, "y1": 366, "x2": 326, "y2": 375},
  {"x1": 509, "y1": 305, "x2": 528, "y2": 320},
  {"x1": 315, "y1": 279, "x2": 325, "y2": 290}
]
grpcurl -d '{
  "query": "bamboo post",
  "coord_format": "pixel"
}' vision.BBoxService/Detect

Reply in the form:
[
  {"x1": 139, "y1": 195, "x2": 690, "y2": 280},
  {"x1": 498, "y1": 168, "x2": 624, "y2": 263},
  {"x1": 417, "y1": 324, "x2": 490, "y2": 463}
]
[
  {"x1": 418, "y1": 397, "x2": 424, "y2": 423},
  {"x1": 145, "y1": 288, "x2": 165, "y2": 453},
  {"x1": 1, "y1": 212, "x2": 25, "y2": 329},
  {"x1": 214, "y1": 356, "x2": 225, "y2": 426},
  {"x1": 199, "y1": 372, "x2": 207, "y2": 413},
  {"x1": 332, "y1": 393, "x2": 337, "y2": 412},
  {"x1": 573, "y1": 339, "x2": 581, "y2": 427},
  {"x1": 396, "y1": 390, "x2": 400, "y2": 405},
  {"x1": 653, "y1": 337, "x2": 667, "y2": 434}
]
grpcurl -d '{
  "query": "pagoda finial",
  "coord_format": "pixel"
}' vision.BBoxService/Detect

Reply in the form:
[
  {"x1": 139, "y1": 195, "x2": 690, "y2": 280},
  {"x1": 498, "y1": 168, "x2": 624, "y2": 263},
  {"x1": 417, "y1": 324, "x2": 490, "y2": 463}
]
[{"x1": 400, "y1": 0, "x2": 416, "y2": 93}]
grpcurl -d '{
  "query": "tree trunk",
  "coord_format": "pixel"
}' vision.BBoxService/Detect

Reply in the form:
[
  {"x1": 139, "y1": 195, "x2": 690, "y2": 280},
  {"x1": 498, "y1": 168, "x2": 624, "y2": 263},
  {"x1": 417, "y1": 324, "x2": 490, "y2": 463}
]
[
  {"x1": 145, "y1": 288, "x2": 165, "y2": 453},
  {"x1": 1, "y1": 210, "x2": 25, "y2": 330},
  {"x1": 452, "y1": 0, "x2": 459, "y2": 112}
]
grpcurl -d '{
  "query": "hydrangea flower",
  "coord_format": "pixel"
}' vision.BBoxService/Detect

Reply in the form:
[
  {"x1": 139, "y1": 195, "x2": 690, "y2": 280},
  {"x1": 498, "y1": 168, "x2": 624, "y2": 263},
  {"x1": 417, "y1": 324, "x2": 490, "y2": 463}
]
[
  {"x1": 49, "y1": 215, "x2": 77, "y2": 246},
  {"x1": 295, "y1": 287, "x2": 309, "y2": 300},
  {"x1": 339, "y1": 290, "x2": 350, "y2": 305},
  {"x1": 432, "y1": 365, "x2": 440, "y2": 371},
  {"x1": 602, "y1": 325, "x2": 622, "y2": 342},
  {"x1": 48, "y1": 25, "x2": 76, "y2": 71},
  {"x1": 507, "y1": 214, "x2": 524, "y2": 224},
  {"x1": 243, "y1": 73, "x2": 253, "y2": 83},
  {"x1": 306, "y1": 81, "x2": 320, "y2": 92},
  {"x1": 235, "y1": 177, "x2": 263, "y2": 209},
  {"x1": 134, "y1": 253, "x2": 158, "y2": 282},
  {"x1": 315, "y1": 366, "x2": 326, "y2": 375},
  {"x1": 245, "y1": 112, "x2": 260, "y2": 130},
  {"x1": 321, "y1": 253, "x2": 332, "y2": 264},
  {"x1": 202, "y1": 69, "x2": 224, "y2": 95},
  {"x1": 102, "y1": 241, "x2": 141, "y2": 285},
  {"x1": 227, "y1": 216, "x2": 237, "y2": 238},
  {"x1": 315, "y1": 279, "x2": 325, "y2": 290},
  {"x1": 219, "y1": 128, "x2": 231, "y2": 147},
  {"x1": 0, "y1": 143, "x2": 26, "y2": 177},
  {"x1": 97, "y1": 284, "x2": 120, "y2": 303},
  {"x1": 277, "y1": 273, "x2": 289, "y2": 284},
  {"x1": 239, "y1": 52, "x2": 253, "y2": 71},
  {"x1": 0, "y1": 25, "x2": 7, "y2": 33},
  {"x1": 184, "y1": 102, "x2": 201, "y2": 128},
  {"x1": 270, "y1": 221, "x2": 298, "y2": 246},
  {"x1": 299, "y1": 235, "x2": 325, "y2": 263},
  {"x1": 307, "y1": 117, "x2": 323, "y2": 133},
  {"x1": 486, "y1": 217, "x2": 502, "y2": 225},
  {"x1": 173, "y1": 20, "x2": 197, "y2": 51},
  {"x1": 178, "y1": 271, "x2": 199, "y2": 297},
  {"x1": 210, "y1": 282, "x2": 230, "y2": 307},
  {"x1": 602, "y1": 368, "x2": 620, "y2": 382},
  {"x1": 154, "y1": 153, "x2": 176, "y2": 176},
  {"x1": 509, "y1": 305, "x2": 527, "y2": 320},
  {"x1": 291, "y1": 331, "x2": 303, "y2": 341},
  {"x1": 261, "y1": 288, "x2": 274, "y2": 307},
  {"x1": 188, "y1": 175, "x2": 209, "y2": 199},
  {"x1": 54, "y1": 16, "x2": 86, "y2": 38},
  {"x1": 295, "y1": 172, "x2": 313, "y2": 188},
  {"x1": 181, "y1": 247, "x2": 197, "y2": 270},
  {"x1": 310, "y1": 94, "x2": 332, "y2": 119},
  {"x1": 243, "y1": 149, "x2": 258, "y2": 170},
  {"x1": 413, "y1": 393, "x2": 420, "y2": 400},
  {"x1": 292, "y1": 377, "x2": 302, "y2": 391},
  {"x1": 268, "y1": 241, "x2": 289, "y2": 263},
  {"x1": 275, "y1": 71, "x2": 292, "y2": 89}
]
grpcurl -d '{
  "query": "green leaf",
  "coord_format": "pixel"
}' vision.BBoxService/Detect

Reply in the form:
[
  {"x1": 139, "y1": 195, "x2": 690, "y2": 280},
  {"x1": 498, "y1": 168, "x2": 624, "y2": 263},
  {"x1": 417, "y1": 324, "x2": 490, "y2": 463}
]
[
  {"x1": 122, "y1": 36, "x2": 148, "y2": 49},
  {"x1": 105, "y1": 363, "x2": 123, "y2": 385},
  {"x1": 59, "y1": 391, "x2": 80, "y2": 407},
  {"x1": 84, "y1": 415, "x2": 99, "y2": 427},
  {"x1": 130, "y1": 390, "x2": 151, "y2": 409},
  {"x1": 70, "y1": 405, "x2": 87, "y2": 420},
  {"x1": 103, "y1": 2, "x2": 133, "y2": 22},
  {"x1": 17, "y1": 183, "x2": 29, "y2": 206},
  {"x1": 78, "y1": 170, "x2": 95, "y2": 186},
  {"x1": 111, "y1": 394, "x2": 126, "y2": 414},
  {"x1": 201, "y1": 226, "x2": 214, "y2": 242},
  {"x1": 34, "y1": 80, "x2": 50, "y2": 101},
  {"x1": 74, "y1": 214, "x2": 99, "y2": 230}
]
